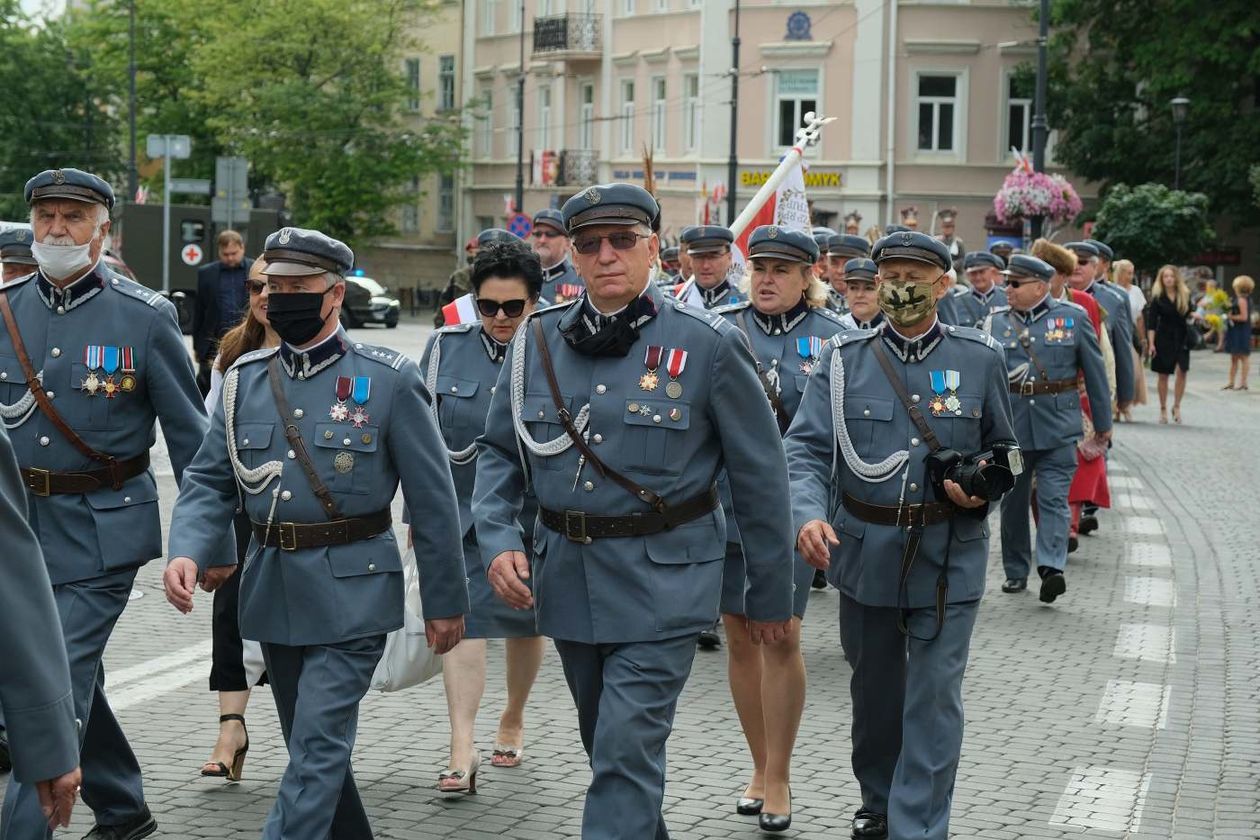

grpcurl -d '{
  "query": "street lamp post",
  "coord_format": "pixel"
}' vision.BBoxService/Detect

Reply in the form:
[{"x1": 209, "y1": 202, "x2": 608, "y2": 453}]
[
  {"x1": 1170, "y1": 96, "x2": 1189, "y2": 190},
  {"x1": 514, "y1": 0, "x2": 526, "y2": 215},
  {"x1": 128, "y1": 0, "x2": 137, "y2": 202},
  {"x1": 1030, "y1": 0, "x2": 1050, "y2": 239},
  {"x1": 725, "y1": 0, "x2": 741, "y2": 225}
]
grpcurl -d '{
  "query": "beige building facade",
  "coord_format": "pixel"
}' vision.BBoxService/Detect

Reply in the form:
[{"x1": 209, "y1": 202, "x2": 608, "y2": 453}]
[{"x1": 457, "y1": 0, "x2": 1095, "y2": 255}]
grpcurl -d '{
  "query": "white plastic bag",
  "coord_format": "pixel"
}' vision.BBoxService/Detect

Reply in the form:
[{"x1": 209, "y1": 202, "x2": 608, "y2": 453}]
[{"x1": 371, "y1": 546, "x2": 443, "y2": 692}]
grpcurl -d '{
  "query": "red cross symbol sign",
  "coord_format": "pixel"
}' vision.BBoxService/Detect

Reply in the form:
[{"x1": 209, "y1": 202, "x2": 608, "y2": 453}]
[{"x1": 180, "y1": 243, "x2": 204, "y2": 266}]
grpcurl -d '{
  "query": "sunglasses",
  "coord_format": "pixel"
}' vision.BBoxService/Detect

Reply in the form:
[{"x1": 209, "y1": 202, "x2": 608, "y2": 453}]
[
  {"x1": 1004, "y1": 277, "x2": 1043, "y2": 289},
  {"x1": 476, "y1": 298, "x2": 528, "y2": 318},
  {"x1": 532, "y1": 229, "x2": 562, "y2": 240},
  {"x1": 572, "y1": 231, "x2": 648, "y2": 255},
  {"x1": 246, "y1": 280, "x2": 266, "y2": 295}
]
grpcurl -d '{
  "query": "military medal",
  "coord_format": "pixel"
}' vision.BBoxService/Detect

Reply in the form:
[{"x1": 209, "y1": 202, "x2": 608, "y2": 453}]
[
  {"x1": 334, "y1": 451, "x2": 355, "y2": 473},
  {"x1": 348, "y1": 376, "x2": 371, "y2": 428},
  {"x1": 119, "y1": 346, "x2": 136, "y2": 392},
  {"x1": 928, "y1": 370, "x2": 949, "y2": 416},
  {"x1": 640, "y1": 345, "x2": 663, "y2": 392},
  {"x1": 331, "y1": 376, "x2": 353, "y2": 422},
  {"x1": 797, "y1": 336, "x2": 823, "y2": 374},
  {"x1": 81, "y1": 345, "x2": 103, "y2": 395},
  {"x1": 943, "y1": 370, "x2": 962, "y2": 414},
  {"x1": 1061, "y1": 316, "x2": 1074, "y2": 342},
  {"x1": 665, "y1": 348, "x2": 687, "y2": 399},
  {"x1": 81, "y1": 370, "x2": 101, "y2": 396},
  {"x1": 102, "y1": 376, "x2": 120, "y2": 399}
]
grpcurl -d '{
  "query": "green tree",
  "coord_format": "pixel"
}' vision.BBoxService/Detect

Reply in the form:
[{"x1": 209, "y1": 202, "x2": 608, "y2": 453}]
[
  {"x1": 1045, "y1": 0, "x2": 1260, "y2": 218},
  {"x1": 0, "y1": 1, "x2": 122, "y2": 217},
  {"x1": 1092, "y1": 183, "x2": 1215, "y2": 271}
]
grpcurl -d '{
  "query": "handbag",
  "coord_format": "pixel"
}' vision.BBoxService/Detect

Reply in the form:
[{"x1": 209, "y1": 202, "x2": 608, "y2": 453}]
[{"x1": 370, "y1": 545, "x2": 443, "y2": 692}]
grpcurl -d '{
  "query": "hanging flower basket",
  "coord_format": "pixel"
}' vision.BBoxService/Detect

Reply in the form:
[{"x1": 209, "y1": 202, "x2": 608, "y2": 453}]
[{"x1": 993, "y1": 161, "x2": 1082, "y2": 224}]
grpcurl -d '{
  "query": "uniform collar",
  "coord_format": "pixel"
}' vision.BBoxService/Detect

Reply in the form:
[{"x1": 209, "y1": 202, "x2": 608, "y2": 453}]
[
  {"x1": 574, "y1": 280, "x2": 659, "y2": 331},
  {"x1": 479, "y1": 328, "x2": 507, "y2": 363},
  {"x1": 1014, "y1": 294, "x2": 1052, "y2": 323},
  {"x1": 279, "y1": 329, "x2": 349, "y2": 379},
  {"x1": 542, "y1": 258, "x2": 571, "y2": 282},
  {"x1": 880, "y1": 318, "x2": 943, "y2": 363},
  {"x1": 698, "y1": 278, "x2": 731, "y2": 308},
  {"x1": 36, "y1": 260, "x2": 106, "y2": 312},
  {"x1": 853, "y1": 310, "x2": 884, "y2": 330},
  {"x1": 752, "y1": 297, "x2": 810, "y2": 335},
  {"x1": 826, "y1": 288, "x2": 848, "y2": 311},
  {"x1": 1079, "y1": 279, "x2": 1099, "y2": 296},
  {"x1": 971, "y1": 285, "x2": 996, "y2": 303}
]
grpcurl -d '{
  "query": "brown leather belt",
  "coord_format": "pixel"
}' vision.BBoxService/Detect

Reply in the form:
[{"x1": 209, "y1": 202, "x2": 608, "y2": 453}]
[
  {"x1": 252, "y1": 508, "x2": 393, "y2": 551},
  {"x1": 21, "y1": 453, "x2": 151, "y2": 497},
  {"x1": 842, "y1": 492, "x2": 957, "y2": 528},
  {"x1": 1009, "y1": 377, "x2": 1078, "y2": 396},
  {"x1": 540, "y1": 484, "x2": 720, "y2": 544}
]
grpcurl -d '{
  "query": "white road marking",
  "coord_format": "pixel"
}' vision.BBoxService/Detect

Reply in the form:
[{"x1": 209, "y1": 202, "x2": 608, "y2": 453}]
[
  {"x1": 109, "y1": 664, "x2": 213, "y2": 712},
  {"x1": 1096, "y1": 680, "x2": 1172, "y2": 729},
  {"x1": 1114, "y1": 624, "x2": 1176, "y2": 664},
  {"x1": 1126, "y1": 543, "x2": 1172, "y2": 569},
  {"x1": 1125, "y1": 577, "x2": 1177, "y2": 607},
  {"x1": 1109, "y1": 475, "x2": 1143, "y2": 488},
  {"x1": 105, "y1": 639, "x2": 215, "y2": 690},
  {"x1": 1050, "y1": 766, "x2": 1152, "y2": 833},
  {"x1": 1123, "y1": 516, "x2": 1165, "y2": 536},
  {"x1": 1117, "y1": 493, "x2": 1154, "y2": 511}
]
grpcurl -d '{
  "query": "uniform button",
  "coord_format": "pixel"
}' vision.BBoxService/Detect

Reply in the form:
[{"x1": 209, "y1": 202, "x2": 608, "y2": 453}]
[
  {"x1": 297, "y1": 372, "x2": 306, "y2": 380},
  {"x1": 56, "y1": 306, "x2": 65, "y2": 314},
  {"x1": 123, "y1": 496, "x2": 131, "y2": 503},
  {"x1": 46, "y1": 391, "x2": 54, "y2": 399},
  {"x1": 355, "y1": 343, "x2": 364, "y2": 349},
  {"x1": 910, "y1": 483, "x2": 919, "y2": 492},
  {"x1": 627, "y1": 402, "x2": 640, "y2": 413},
  {"x1": 593, "y1": 434, "x2": 603, "y2": 444},
  {"x1": 241, "y1": 438, "x2": 250, "y2": 446},
  {"x1": 293, "y1": 409, "x2": 304, "y2": 419},
  {"x1": 948, "y1": 326, "x2": 956, "y2": 333},
  {"x1": 450, "y1": 386, "x2": 458, "y2": 393},
  {"x1": 911, "y1": 437, "x2": 920, "y2": 446},
  {"x1": 51, "y1": 347, "x2": 61, "y2": 358},
  {"x1": 583, "y1": 480, "x2": 594, "y2": 491},
  {"x1": 652, "y1": 414, "x2": 662, "y2": 423},
  {"x1": 911, "y1": 394, "x2": 920, "y2": 403},
  {"x1": 368, "y1": 563, "x2": 377, "y2": 572},
  {"x1": 0, "y1": 372, "x2": 6, "y2": 380},
  {"x1": 39, "y1": 436, "x2": 49, "y2": 446},
  {"x1": 596, "y1": 384, "x2": 607, "y2": 394},
  {"x1": 773, "y1": 329, "x2": 782, "y2": 335},
  {"x1": 287, "y1": 449, "x2": 296, "y2": 459},
  {"x1": 280, "y1": 490, "x2": 292, "y2": 501},
  {"x1": 863, "y1": 408, "x2": 871, "y2": 417},
  {"x1": 343, "y1": 437, "x2": 352, "y2": 446},
  {"x1": 538, "y1": 410, "x2": 545, "y2": 418}
]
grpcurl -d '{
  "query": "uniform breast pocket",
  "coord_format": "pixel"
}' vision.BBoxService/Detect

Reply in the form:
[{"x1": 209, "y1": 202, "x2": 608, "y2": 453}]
[
  {"x1": 0, "y1": 355, "x2": 30, "y2": 414},
  {"x1": 68, "y1": 362, "x2": 114, "y2": 429},
  {"x1": 435, "y1": 375, "x2": 484, "y2": 447},
  {"x1": 233, "y1": 422, "x2": 276, "y2": 468},
  {"x1": 519, "y1": 392, "x2": 576, "y2": 470},
  {"x1": 621, "y1": 398, "x2": 691, "y2": 476},
  {"x1": 842, "y1": 395, "x2": 894, "y2": 454},
  {"x1": 935, "y1": 393, "x2": 984, "y2": 451},
  {"x1": 313, "y1": 423, "x2": 379, "y2": 494}
]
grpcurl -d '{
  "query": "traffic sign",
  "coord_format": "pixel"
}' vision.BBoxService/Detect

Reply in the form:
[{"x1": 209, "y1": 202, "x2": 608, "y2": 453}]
[
  {"x1": 506, "y1": 213, "x2": 532, "y2": 239},
  {"x1": 146, "y1": 134, "x2": 191, "y2": 159},
  {"x1": 169, "y1": 178, "x2": 211, "y2": 195},
  {"x1": 180, "y1": 243, "x2": 204, "y2": 266},
  {"x1": 213, "y1": 157, "x2": 250, "y2": 226}
]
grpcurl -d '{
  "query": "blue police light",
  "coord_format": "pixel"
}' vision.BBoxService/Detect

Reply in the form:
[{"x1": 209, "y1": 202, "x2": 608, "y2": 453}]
[{"x1": 351, "y1": 268, "x2": 365, "y2": 276}]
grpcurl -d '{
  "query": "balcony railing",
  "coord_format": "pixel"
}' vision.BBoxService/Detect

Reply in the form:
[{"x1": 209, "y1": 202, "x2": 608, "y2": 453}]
[
  {"x1": 533, "y1": 13, "x2": 602, "y2": 57},
  {"x1": 559, "y1": 149, "x2": 600, "y2": 187}
]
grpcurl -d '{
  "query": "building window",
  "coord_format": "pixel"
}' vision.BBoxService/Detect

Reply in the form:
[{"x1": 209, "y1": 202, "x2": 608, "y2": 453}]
[
  {"x1": 539, "y1": 0, "x2": 557, "y2": 14},
  {"x1": 620, "y1": 79, "x2": 635, "y2": 153},
  {"x1": 438, "y1": 55, "x2": 456, "y2": 111},
  {"x1": 538, "y1": 85, "x2": 552, "y2": 150},
  {"x1": 511, "y1": 0, "x2": 522, "y2": 31},
  {"x1": 401, "y1": 203, "x2": 419, "y2": 234},
  {"x1": 482, "y1": 0, "x2": 497, "y2": 36},
  {"x1": 683, "y1": 73, "x2": 699, "y2": 150},
  {"x1": 579, "y1": 82, "x2": 595, "y2": 150},
  {"x1": 774, "y1": 69, "x2": 818, "y2": 148},
  {"x1": 651, "y1": 77, "x2": 667, "y2": 152},
  {"x1": 478, "y1": 88, "x2": 494, "y2": 157},
  {"x1": 916, "y1": 73, "x2": 959, "y2": 153},
  {"x1": 405, "y1": 58, "x2": 421, "y2": 112},
  {"x1": 437, "y1": 174, "x2": 454, "y2": 232},
  {"x1": 1005, "y1": 73, "x2": 1033, "y2": 155},
  {"x1": 509, "y1": 91, "x2": 521, "y2": 157}
]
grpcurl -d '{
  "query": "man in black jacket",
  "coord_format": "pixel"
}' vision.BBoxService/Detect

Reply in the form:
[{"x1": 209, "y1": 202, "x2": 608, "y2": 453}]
[{"x1": 191, "y1": 229, "x2": 252, "y2": 393}]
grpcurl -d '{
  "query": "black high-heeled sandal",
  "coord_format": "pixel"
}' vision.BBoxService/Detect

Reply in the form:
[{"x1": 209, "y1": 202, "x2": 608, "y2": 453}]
[{"x1": 200, "y1": 714, "x2": 249, "y2": 781}]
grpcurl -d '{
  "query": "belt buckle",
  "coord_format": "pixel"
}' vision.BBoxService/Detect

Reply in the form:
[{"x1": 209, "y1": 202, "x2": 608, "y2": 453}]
[
  {"x1": 563, "y1": 510, "x2": 592, "y2": 544},
  {"x1": 1020, "y1": 381, "x2": 1035, "y2": 396},
  {"x1": 26, "y1": 467, "x2": 51, "y2": 497},
  {"x1": 278, "y1": 522, "x2": 298, "y2": 551}
]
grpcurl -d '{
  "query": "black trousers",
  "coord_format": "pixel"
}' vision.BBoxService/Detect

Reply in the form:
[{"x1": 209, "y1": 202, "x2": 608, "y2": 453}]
[{"x1": 210, "y1": 513, "x2": 267, "y2": 691}]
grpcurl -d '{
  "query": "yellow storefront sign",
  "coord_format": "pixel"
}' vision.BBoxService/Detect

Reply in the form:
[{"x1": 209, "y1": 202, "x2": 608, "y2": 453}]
[{"x1": 740, "y1": 170, "x2": 843, "y2": 189}]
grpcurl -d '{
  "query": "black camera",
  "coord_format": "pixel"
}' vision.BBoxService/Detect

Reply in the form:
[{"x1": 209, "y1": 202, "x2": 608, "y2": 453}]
[{"x1": 926, "y1": 444, "x2": 1024, "y2": 502}]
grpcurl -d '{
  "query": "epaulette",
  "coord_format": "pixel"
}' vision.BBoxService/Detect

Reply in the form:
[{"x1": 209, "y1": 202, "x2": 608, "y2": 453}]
[
  {"x1": 949, "y1": 285, "x2": 971, "y2": 297},
  {"x1": 435, "y1": 321, "x2": 477, "y2": 335},
  {"x1": 228, "y1": 346, "x2": 279, "y2": 371},
  {"x1": 2, "y1": 271, "x2": 36, "y2": 288},
  {"x1": 810, "y1": 305, "x2": 846, "y2": 325},
  {"x1": 831, "y1": 327, "x2": 878, "y2": 348},
  {"x1": 712, "y1": 300, "x2": 752, "y2": 316},
  {"x1": 990, "y1": 305, "x2": 1012, "y2": 316},
  {"x1": 669, "y1": 298, "x2": 730, "y2": 333},
  {"x1": 352, "y1": 341, "x2": 410, "y2": 371},
  {"x1": 105, "y1": 273, "x2": 168, "y2": 309},
  {"x1": 944, "y1": 324, "x2": 1003, "y2": 353},
  {"x1": 533, "y1": 298, "x2": 581, "y2": 318},
  {"x1": 1056, "y1": 299, "x2": 1090, "y2": 317}
]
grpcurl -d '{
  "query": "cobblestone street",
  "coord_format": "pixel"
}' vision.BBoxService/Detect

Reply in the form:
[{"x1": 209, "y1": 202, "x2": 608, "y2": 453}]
[{"x1": 5, "y1": 322, "x2": 1256, "y2": 839}]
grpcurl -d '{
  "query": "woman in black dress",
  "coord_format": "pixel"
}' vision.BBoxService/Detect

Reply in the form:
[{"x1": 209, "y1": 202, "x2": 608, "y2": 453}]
[
  {"x1": 1223, "y1": 275, "x2": 1253, "y2": 390},
  {"x1": 1144, "y1": 265, "x2": 1194, "y2": 424}
]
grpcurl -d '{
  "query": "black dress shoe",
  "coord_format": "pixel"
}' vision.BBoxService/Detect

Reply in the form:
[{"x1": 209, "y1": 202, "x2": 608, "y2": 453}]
[
  {"x1": 697, "y1": 624, "x2": 721, "y2": 649},
  {"x1": 759, "y1": 789, "x2": 791, "y2": 833},
  {"x1": 1001, "y1": 578, "x2": 1027, "y2": 593},
  {"x1": 82, "y1": 808, "x2": 157, "y2": 840},
  {"x1": 851, "y1": 809, "x2": 888, "y2": 839},
  {"x1": 1068, "y1": 535, "x2": 1079, "y2": 553},
  {"x1": 1039, "y1": 571, "x2": 1066, "y2": 604},
  {"x1": 811, "y1": 568, "x2": 828, "y2": 590},
  {"x1": 736, "y1": 797, "x2": 764, "y2": 816},
  {"x1": 1078, "y1": 515, "x2": 1099, "y2": 535}
]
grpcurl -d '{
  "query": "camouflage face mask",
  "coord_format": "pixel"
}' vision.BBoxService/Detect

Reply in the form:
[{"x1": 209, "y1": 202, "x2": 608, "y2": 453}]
[{"x1": 877, "y1": 276, "x2": 940, "y2": 328}]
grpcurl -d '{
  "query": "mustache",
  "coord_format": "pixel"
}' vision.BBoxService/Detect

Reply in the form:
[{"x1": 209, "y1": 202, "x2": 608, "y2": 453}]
[{"x1": 39, "y1": 234, "x2": 80, "y2": 246}]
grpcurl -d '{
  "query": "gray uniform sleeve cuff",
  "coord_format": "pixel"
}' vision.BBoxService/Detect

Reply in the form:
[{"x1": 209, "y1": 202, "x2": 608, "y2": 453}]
[{"x1": 6, "y1": 691, "x2": 79, "y2": 784}]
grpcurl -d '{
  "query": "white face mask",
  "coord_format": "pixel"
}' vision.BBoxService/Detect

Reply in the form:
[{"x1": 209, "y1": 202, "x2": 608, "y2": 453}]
[{"x1": 30, "y1": 238, "x2": 94, "y2": 281}]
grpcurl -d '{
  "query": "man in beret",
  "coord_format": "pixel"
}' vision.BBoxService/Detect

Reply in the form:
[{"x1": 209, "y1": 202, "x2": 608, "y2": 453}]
[
  {"x1": 0, "y1": 168, "x2": 229, "y2": 839},
  {"x1": 673, "y1": 225, "x2": 743, "y2": 310},
  {"x1": 786, "y1": 230, "x2": 1019, "y2": 840},
  {"x1": 164, "y1": 226, "x2": 468, "y2": 840},
  {"x1": 954, "y1": 251, "x2": 1009, "y2": 328},
  {"x1": 983, "y1": 255, "x2": 1111, "y2": 602},
  {"x1": 0, "y1": 224, "x2": 38, "y2": 285},
  {"x1": 532, "y1": 209, "x2": 584, "y2": 303},
  {"x1": 474, "y1": 183, "x2": 794, "y2": 839}
]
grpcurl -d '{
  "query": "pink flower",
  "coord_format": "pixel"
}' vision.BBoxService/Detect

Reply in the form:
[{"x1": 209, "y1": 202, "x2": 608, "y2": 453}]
[{"x1": 993, "y1": 168, "x2": 1081, "y2": 223}]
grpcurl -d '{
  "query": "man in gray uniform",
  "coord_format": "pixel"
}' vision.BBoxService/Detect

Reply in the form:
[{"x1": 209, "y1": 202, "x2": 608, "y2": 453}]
[
  {"x1": 984, "y1": 255, "x2": 1111, "y2": 601},
  {"x1": 473, "y1": 183, "x2": 795, "y2": 839},
  {"x1": 0, "y1": 225, "x2": 38, "y2": 285},
  {"x1": 953, "y1": 251, "x2": 1008, "y2": 328},
  {"x1": 532, "y1": 208, "x2": 585, "y2": 303},
  {"x1": 0, "y1": 423, "x2": 81, "y2": 832},
  {"x1": 674, "y1": 225, "x2": 745, "y2": 309},
  {"x1": 164, "y1": 226, "x2": 468, "y2": 840},
  {"x1": 1068, "y1": 240, "x2": 1133, "y2": 415},
  {"x1": 1, "y1": 168, "x2": 225, "y2": 840},
  {"x1": 786, "y1": 231, "x2": 1019, "y2": 840},
  {"x1": 825, "y1": 234, "x2": 872, "y2": 314}
]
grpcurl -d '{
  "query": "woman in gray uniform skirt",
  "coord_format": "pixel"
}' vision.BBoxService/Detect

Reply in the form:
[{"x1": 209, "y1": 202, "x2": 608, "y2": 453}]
[
  {"x1": 713, "y1": 226, "x2": 848, "y2": 831},
  {"x1": 419, "y1": 242, "x2": 546, "y2": 794}
]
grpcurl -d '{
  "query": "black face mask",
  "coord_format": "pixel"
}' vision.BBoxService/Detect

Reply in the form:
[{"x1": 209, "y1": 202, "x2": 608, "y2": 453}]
[
  {"x1": 561, "y1": 312, "x2": 642, "y2": 358},
  {"x1": 268, "y1": 289, "x2": 332, "y2": 346}
]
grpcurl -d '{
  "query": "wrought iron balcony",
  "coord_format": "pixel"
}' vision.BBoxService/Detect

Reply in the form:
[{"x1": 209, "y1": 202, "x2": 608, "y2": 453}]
[
  {"x1": 533, "y1": 13, "x2": 601, "y2": 58},
  {"x1": 559, "y1": 149, "x2": 600, "y2": 187}
]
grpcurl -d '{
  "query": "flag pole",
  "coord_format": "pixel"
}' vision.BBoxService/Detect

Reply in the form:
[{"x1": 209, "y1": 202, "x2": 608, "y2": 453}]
[{"x1": 727, "y1": 112, "x2": 834, "y2": 240}]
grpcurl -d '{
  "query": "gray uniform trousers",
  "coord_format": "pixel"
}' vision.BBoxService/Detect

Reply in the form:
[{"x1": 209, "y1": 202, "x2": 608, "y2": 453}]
[
  {"x1": 838, "y1": 595, "x2": 979, "y2": 840},
  {"x1": 2, "y1": 569, "x2": 146, "y2": 840},
  {"x1": 998, "y1": 443, "x2": 1077, "y2": 579},
  {"x1": 553, "y1": 635, "x2": 699, "y2": 840},
  {"x1": 260, "y1": 636, "x2": 386, "y2": 840}
]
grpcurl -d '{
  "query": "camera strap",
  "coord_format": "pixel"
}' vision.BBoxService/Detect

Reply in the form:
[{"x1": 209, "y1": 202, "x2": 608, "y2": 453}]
[
  {"x1": 870, "y1": 341, "x2": 950, "y2": 642},
  {"x1": 1016, "y1": 325, "x2": 1053, "y2": 382}
]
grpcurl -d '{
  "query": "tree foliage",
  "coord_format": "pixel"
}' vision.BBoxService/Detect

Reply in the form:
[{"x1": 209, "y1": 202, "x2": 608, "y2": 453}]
[
  {"x1": 1092, "y1": 183, "x2": 1214, "y2": 271},
  {"x1": 1045, "y1": 0, "x2": 1260, "y2": 219}
]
